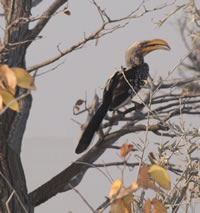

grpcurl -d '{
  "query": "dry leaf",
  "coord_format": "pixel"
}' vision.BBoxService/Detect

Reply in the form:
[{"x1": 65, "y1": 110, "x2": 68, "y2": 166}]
[
  {"x1": 137, "y1": 165, "x2": 161, "y2": 193},
  {"x1": 110, "y1": 199, "x2": 132, "y2": 213},
  {"x1": 109, "y1": 179, "x2": 124, "y2": 199},
  {"x1": 144, "y1": 199, "x2": 151, "y2": 213},
  {"x1": 0, "y1": 79, "x2": 5, "y2": 89},
  {"x1": 120, "y1": 143, "x2": 133, "y2": 158},
  {"x1": 137, "y1": 165, "x2": 149, "y2": 189},
  {"x1": 152, "y1": 198, "x2": 167, "y2": 213},
  {"x1": 64, "y1": 10, "x2": 71, "y2": 15},
  {"x1": 74, "y1": 105, "x2": 80, "y2": 112},
  {"x1": 11, "y1": 67, "x2": 36, "y2": 90},
  {"x1": 0, "y1": 64, "x2": 17, "y2": 89},
  {"x1": 0, "y1": 89, "x2": 19, "y2": 111},
  {"x1": 74, "y1": 99, "x2": 85, "y2": 113},
  {"x1": 148, "y1": 165, "x2": 171, "y2": 190},
  {"x1": 75, "y1": 99, "x2": 84, "y2": 106},
  {"x1": 0, "y1": 94, "x2": 3, "y2": 110},
  {"x1": 188, "y1": 184, "x2": 194, "y2": 192},
  {"x1": 181, "y1": 88, "x2": 188, "y2": 97},
  {"x1": 123, "y1": 194, "x2": 133, "y2": 205},
  {"x1": 147, "y1": 181, "x2": 161, "y2": 193},
  {"x1": 109, "y1": 179, "x2": 132, "y2": 213},
  {"x1": 130, "y1": 181, "x2": 139, "y2": 192}
]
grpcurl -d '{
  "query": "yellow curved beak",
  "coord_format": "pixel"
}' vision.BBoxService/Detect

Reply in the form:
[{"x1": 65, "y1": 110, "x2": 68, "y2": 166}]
[{"x1": 141, "y1": 39, "x2": 170, "y2": 56}]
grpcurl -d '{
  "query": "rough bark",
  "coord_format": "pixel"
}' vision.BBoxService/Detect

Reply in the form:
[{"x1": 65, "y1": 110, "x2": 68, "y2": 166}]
[
  {"x1": 0, "y1": 0, "x2": 33, "y2": 212},
  {"x1": 0, "y1": 0, "x2": 69, "y2": 212}
]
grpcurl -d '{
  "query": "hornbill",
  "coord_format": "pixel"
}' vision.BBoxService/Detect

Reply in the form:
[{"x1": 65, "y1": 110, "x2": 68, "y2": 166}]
[{"x1": 75, "y1": 39, "x2": 170, "y2": 154}]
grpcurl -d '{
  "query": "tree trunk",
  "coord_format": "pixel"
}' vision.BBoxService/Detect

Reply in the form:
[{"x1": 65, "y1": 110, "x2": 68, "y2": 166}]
[{"x1": 0, "y1": 0, "x2": 33, "y2": 212}]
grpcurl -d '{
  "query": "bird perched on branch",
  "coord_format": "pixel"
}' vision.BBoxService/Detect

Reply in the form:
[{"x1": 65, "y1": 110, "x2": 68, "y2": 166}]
[{"x1": 75, "y1": 39, "x2": 170, "y2": 154}]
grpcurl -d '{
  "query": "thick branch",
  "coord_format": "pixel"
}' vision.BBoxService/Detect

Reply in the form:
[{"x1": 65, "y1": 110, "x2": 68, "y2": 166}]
[
  {"x1": 28, "y1": 122, "x2": 168, "y2": 206},
  {"x1": 27, "y1": 0, "x2": 68, "y2": 41}
]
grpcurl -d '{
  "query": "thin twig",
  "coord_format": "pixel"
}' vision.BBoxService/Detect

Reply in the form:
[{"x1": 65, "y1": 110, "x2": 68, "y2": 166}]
[{"x1": 68, "y1": 183, "x2": 95, "y2": 213}]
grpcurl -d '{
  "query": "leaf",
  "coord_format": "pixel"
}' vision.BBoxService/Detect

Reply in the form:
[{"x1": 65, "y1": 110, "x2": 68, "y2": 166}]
[
  {"x1": 64, "y1": 10, "x2": 71, "y2": 15},
  {"x1": 152, "y1": 198, "x2": 167, "y2": 213},
  {"x1": 123, "y1": 194, "x2": 133, "y2": 205},
  {"x1": 109, "y1": 179, "x2": 132, "y2": 213},
  {"x1": 137, "y1": 165, "x2": 149, "y2": 189},
  {"x1": 144, "y1": 199, "x2": 151, "y2": 213},
  {"x1": 74, "y1": 105, "x2": 80, "y2": 112},
  {"x1": 73, "y1": 99, "x2": 85, "y2": 112},
  {"x1": 120, "y1": 143, "x2": 133, "y2": 158},
  {"x1": 148, "y1": 165, "x2": 171, "y2": 190},
  {"x1": 130, "y1": 181, "x2": 139, "y2": 192},
  {"x1": 0, "y1": 94, "x2": 3, "y2": 110},
  {"x1": 11, "y1": 67, "x2": 36, "y2": 90},
  {"x1": 137, "y1": 165, "x2": 161, "y2": 193},
  {"x1": 109, "y1": 179, "x2": 124, "y2": 199},
  {"x1": 181, "y1": 88, "x2": 188, "y2": 97},
  {"x1": 110, "y1": 199, "x2": 132, "y2": 213},
  {"x1": 0, "y1": 89, "x2": 19, "y2": 111},
  {"x1": 0, "y1": 64, "x2": 17, "y2": 89},
  {"x1": 146, "y1": 180, "x2": 161, "y2": 193},
  {"x1": 0, "y1": 80, "x2": 4, "y2": 89},
  {"x1": 75, "y1": 99, "x2": 84, "y2": 106}
]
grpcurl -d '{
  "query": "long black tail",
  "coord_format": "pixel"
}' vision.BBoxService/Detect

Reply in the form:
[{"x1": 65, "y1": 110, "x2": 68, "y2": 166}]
[
  {"x1": 75, "y1": 70, "x2": 122, "y2": 154},
  {"x1": 75, "y1": 101, "x2": 110, "y2": 154}
]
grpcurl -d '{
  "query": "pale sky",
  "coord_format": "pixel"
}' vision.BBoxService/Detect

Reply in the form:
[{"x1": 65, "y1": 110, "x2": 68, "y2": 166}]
[{"x1": 20, "y1": 0, "x2": 192, "y2": 212}]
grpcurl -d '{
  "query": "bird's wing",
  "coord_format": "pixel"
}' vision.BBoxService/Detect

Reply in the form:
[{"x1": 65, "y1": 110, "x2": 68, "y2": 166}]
[
  {"x1": 110, "y1": 63, "x2": 149, "y2": 110},
  {"x1": 75, "y1": 71, "x2": 121, "y2": 154}
]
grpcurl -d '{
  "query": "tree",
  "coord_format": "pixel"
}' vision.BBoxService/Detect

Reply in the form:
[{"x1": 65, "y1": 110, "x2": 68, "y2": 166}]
[{"x1": 0, "y1": 0, "x2": 200, "y2": 212}]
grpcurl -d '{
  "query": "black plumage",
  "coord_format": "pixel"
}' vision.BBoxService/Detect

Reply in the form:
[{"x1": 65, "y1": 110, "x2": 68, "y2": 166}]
[
  {"x1": 75, "y1": 39, "x2": 170, "y2": 154},
  {"x1": 75, "y1": 64, "x2": 149, "y2": 154}
]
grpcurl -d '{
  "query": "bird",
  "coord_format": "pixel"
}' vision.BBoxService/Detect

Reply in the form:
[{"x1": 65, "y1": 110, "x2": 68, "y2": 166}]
[{"x1": 75, "y1": 39, "x2": 170, "y2": 154}]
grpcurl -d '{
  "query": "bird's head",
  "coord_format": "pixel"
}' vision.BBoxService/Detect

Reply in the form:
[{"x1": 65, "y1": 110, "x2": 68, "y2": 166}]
[{"x1": 125, "y1": 39, "x2": 170, "y2": 69}]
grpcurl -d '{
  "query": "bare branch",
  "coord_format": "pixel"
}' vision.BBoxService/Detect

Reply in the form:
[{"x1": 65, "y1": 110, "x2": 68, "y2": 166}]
[
  {"x1": 68, "y1": 184, "x2": 95, "y2": 212},
  {"x1": 27, "y1": 0, "x2": 69, "y2": 41},
  {"x1": 26, "y1": 1, "x2": 174, "y2": 72},
  {"x1": 156, "y1": 3, "x2": 187, "y2": 28},
  {"x1": 27, "y1": 22, "x2": 107, "y2": 72},
  {"x1": 93, "y1": 162, "x2": 139, "y2": 168}
]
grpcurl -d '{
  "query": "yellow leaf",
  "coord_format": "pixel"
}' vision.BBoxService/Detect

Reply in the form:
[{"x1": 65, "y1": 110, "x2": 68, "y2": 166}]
[
  {"x1": 0, "y1": 64, "x2": 17, "y2": 89},
  {"x1": 109, "y1": 179, "x2": 123, "y2": 199},
  {"x1": 137, "y1": 165, "x2": 161, "y2": 193},
  {"x1": 148, "y1": 165, "x2": 171, "y2": 190},
  {"x1": 11, "y1": 67, "x2": 36, "y2": 90},
  {"x1": 8, "y1": 87, "x2": 16, "y2": 95},
  {"x1": 109, "y1": 179, "x2": 133, "y2": 213},
  {"x1": 0, "y1": 89, "x2": 19, "y2": 111},
  {"x1": 0, "y1": 94, "x2": 3, "y2": 110},
  {"x1": 0, "y1": 80, "x2": 4, "y2": 89},
  {"x1": 130, "y1": 181, "x2": 139, "y2": 192}
]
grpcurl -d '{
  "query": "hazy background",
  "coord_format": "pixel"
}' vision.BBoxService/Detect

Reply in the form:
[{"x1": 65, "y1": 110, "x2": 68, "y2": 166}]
[{"x1": 20, "y1": 0, "x2": 191, "y2": 212}]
